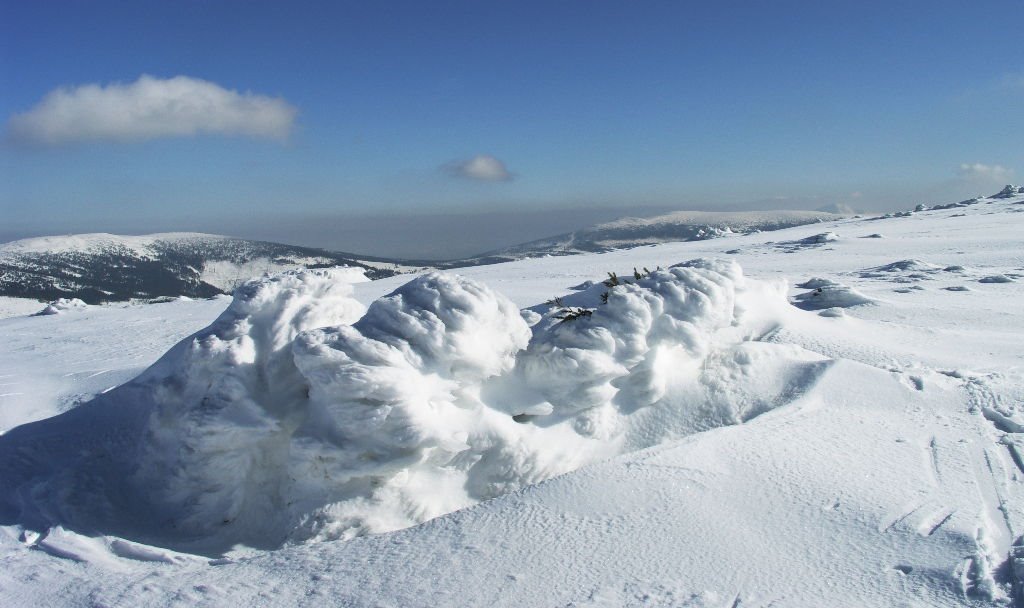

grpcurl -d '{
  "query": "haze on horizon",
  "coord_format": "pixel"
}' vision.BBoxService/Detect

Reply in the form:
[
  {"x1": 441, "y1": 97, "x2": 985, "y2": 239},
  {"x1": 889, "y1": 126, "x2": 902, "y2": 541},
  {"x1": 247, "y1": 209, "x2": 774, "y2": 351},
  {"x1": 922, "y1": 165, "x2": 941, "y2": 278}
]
[{"x1": 1, "y1": 1, "x2": 1021, "y2": 258}]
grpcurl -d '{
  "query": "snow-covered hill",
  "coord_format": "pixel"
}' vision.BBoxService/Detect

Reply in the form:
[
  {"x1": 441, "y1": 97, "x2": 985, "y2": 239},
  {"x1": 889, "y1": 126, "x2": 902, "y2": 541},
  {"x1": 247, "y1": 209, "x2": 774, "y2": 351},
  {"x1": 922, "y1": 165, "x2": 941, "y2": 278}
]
[
  {"x1": 460, "y1": 209, "x2": 842, "y2": 264},
  {"x1": 0, "y1": 232, "x2": 405, "y2": 303},
  {"x1": 0, "y1": 186, "x2": 1023, "y2": 607},
  {"x1": 0, "y1": 210, "x2": 846, "y2": 304}
]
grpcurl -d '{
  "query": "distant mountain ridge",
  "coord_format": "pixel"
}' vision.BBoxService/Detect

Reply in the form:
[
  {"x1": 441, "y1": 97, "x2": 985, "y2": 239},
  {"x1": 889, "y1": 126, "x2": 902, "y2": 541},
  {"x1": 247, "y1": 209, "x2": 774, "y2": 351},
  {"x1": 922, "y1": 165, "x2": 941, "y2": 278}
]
[
  {"x1": 0, "y1": 210, "x2": 851, "y2": 302},
  {"x1": 0, "y1": 233, "x2": 402, "y2": 304},
  {"x1": 454, "y1": 209, "x2": 843, "y2": 264}
]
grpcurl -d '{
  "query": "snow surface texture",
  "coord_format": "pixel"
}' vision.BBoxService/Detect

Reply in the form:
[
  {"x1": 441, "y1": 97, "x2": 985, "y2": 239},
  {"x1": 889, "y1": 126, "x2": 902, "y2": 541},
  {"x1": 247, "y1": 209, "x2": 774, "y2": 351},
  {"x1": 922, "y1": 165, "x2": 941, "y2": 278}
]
[
  {"x1": 0, "y1": 296, "x2": 230, "y2": 432},
  {"x1": 0, "y1": 296, "x2": 47, "y2": 319},
  {"x1": 1, "y1": 259, "x2": 828, "y2": 553},
  {"x1": 1, "y1": 186, "x2": 1024, "y2": 606}
]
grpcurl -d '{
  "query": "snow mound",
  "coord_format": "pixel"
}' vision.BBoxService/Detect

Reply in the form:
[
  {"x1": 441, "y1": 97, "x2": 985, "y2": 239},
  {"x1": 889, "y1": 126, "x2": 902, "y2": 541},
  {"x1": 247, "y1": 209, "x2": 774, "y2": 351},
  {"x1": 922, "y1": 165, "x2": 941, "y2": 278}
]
[
  {"x1": 799, "y1": 231, "x2": 839, "y2": 244},
  {"x1": 867, "y1": 259, "x2": 940, "y2": 273},
  {"x1": 146, "y1": 295, "x2": 191, "y2": 304},
  {"x1": 33, "y1": 298, "x2": 88, "y2": 316},
  {"x1": 284, "y1": 272, "x2": 534, "y2": 540},
  {"x1": 0, "y1": 260, "x2": 829, "y2": 552},
  {"x1": 859, "y1": 259, "x2": 943, "y2": 282},
  {"x1": 521, "y1": 260, "x2": 745, "y2": 421},
  {"x1": 795, "y1": 277, "x2": 838, "y2": 289},
  {"x1": 978, "y1": 274, "x2": 1014, "y2": 284},
  {"x1": 818, "y1": 307, "x2": 846, "y2": 318},
  {"x1": 775, "y1": 231, "x2": 840, "y2": 252},
  {"x1": 129, "y1": 267, "x2": 370, "y2": 542},
  {"x1": 991, "y1": 184, "x2": 1022, "y2": 199},
  {"x1": 792, "y1": 281, "x2": 874, "y2": 310}
]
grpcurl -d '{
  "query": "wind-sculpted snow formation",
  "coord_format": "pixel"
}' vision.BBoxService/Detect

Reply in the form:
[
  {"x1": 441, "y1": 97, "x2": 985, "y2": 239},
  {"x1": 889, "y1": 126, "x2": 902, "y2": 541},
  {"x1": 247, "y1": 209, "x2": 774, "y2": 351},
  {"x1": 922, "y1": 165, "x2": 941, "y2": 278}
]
[
  {"x1": 0, "y1": 259, "x2": 829, "y2": 551},
  {"x1": 130, "y1": 267, "x2": 370, "y2": 543},
  {"x1": 32, "y1": 297, "x2": 89, "y2": 315}
]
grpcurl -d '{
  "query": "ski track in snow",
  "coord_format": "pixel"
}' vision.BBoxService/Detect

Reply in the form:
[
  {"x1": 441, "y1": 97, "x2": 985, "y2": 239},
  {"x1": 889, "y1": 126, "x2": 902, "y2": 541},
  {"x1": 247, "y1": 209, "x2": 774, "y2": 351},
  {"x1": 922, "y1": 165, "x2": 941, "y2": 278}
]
[{"x1": 0, "y1": 190, "x2": 1023, "y2": 606}]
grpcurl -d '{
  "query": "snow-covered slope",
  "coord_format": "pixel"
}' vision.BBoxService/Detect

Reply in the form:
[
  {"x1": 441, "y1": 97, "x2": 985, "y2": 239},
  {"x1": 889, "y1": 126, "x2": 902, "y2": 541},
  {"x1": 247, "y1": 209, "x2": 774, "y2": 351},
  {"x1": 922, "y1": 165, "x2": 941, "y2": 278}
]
[
  {"x1": 463, "y1": 209, "x2": 841, "y2": 263},
  {"x1": 0, "y1": 186, "x2": 1023, "y2": 607},
  {"x1": 0, "y1": 295, "x2": 233, "y2": 431},
  {"x1": 0, "y1": 232, "x2": 402, "y2": 303}
]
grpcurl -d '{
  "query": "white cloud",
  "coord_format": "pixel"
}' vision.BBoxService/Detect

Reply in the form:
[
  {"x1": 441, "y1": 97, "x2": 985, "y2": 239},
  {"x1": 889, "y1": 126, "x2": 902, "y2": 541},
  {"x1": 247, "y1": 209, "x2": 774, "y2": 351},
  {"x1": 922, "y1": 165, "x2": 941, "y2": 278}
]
[
  {"x1": 7, "y1": 75, "x2": 297, "y2": 145},
  {"x1": 958, "y1": 162, "x2": 1015, "y2": 184},
  {"x1": 444, "y1": 154, "x2": 514, "y2": 182}
]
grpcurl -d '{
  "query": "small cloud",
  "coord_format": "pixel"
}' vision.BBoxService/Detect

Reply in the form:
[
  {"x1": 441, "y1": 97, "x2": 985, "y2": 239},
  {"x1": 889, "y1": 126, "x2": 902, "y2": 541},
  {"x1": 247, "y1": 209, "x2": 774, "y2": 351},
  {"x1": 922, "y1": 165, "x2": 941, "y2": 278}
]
[
  {"x1": 849, "y1": 191, "x2": 863, "y2": 199},
  {"x1": 7, "y1": 75, "x2": 297, "y2": 145},
  {"x1": 958, "y1": 162, "x2": 1015, "y2": 184},
  {"x1": 444, "y1": 154, "x2": 514, "y2": 182}
]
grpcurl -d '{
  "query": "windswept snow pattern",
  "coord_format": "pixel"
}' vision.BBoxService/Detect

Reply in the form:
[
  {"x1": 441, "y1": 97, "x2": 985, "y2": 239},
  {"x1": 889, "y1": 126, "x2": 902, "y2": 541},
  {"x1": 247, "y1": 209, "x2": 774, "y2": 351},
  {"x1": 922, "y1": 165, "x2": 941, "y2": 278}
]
[
  {"x1": 129, "y1": 267, "x2": 371, "y2": 544},
  {"x1": 0, "y1": 259, "x2": 828, "y2": 551},
  {"x1": 1, "y1": 186, "x2": 1024, "y2": 607}
]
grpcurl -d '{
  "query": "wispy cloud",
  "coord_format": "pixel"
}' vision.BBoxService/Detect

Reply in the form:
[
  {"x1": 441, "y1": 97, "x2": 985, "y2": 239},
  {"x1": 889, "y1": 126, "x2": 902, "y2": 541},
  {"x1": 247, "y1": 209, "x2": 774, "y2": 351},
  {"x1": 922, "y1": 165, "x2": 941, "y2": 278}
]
[
  {"x1": 444, "y1": 154, "x2": 514, "y2": 182},
  {"x1": 958, "y1": 162, "x2": 1014, "y2": 184},
  {"x1": 7, "y1": 75, "x2": 297, "y2": 145}
]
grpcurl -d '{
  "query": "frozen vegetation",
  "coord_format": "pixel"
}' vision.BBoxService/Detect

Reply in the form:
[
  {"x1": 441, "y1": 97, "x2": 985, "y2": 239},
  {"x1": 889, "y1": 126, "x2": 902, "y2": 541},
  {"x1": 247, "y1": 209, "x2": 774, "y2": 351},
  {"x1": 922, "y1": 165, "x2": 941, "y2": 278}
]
[{"x1": 0, "y1": 187, "x2": 1023, "y2": 606}]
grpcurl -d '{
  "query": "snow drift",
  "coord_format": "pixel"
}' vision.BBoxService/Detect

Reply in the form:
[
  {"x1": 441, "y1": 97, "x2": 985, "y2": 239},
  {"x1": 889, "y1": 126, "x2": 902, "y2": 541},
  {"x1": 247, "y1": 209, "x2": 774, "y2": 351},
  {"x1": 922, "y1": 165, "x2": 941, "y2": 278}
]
[
  {"x1": 0, "y1": 260, "x2": 829, "y2": 552},
  {"x1": 33, "y1": 297, "x2": 88, "y2": 315},
  {"x1": 792, "y1": 278, "x2": 875, "y2": 310},
  {"x1": 129, "y1": 267, "x2": 370, "y2": 543}
]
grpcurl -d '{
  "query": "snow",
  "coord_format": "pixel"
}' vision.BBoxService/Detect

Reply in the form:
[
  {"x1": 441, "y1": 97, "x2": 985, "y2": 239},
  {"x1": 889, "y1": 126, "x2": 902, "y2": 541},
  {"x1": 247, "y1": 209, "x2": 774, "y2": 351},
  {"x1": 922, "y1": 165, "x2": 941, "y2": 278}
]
[
  {"x1": 0, "y1": 231, "x2": 220, "y2": 255},
  {"x1": 488, "y1": 209, "x2": 841, "y2": 257},
  {"x1": 0, "y1": 230, "x2": 397, "y2": 304},
  {"x1": 0, "y1": 263, "x2": 817, "y2": 552},
  {"x1": 0, "y1": 296, "x2": 230, "y2": 432},
  {"x1": 32, "y1": 297, "x2": 88, "y2": 315},
  {"x1": 1, "y1": 187, "x2": 1023, "y2": 606},
  {"x1": 980, "y1": 274, "x2": 1017, "y2": 284},
  {"x1": 0, "y1": 296, "x2": 46, "y2": 319},
  {"x1": 198, "y1": 256, "x2": 362, "y2": 291},
  {"x1": 594, "y1": 209, "x2": 840, "y2": 233},
  {"x1": 791, "y1": 278, "x2": 875, "y2": 310}
]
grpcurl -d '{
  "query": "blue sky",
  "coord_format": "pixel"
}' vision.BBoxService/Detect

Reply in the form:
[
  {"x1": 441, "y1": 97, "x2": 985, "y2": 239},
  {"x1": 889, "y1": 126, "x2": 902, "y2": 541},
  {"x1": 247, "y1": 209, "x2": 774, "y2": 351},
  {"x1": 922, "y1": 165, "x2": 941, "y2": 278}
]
[{"x1": 1, "y1": 1, "x2": 1022, "y2": 257}]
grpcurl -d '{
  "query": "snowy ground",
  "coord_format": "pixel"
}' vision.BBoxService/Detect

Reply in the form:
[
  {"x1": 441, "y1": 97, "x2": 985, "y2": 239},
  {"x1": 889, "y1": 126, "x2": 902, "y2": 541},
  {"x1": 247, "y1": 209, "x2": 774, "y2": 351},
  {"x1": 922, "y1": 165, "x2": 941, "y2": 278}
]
[
  {"x1": 0, "y1": 190, "x2": 1022, "y2": 606},
  {"x1": 0, "y1": 296, "x2": 49, "y2": 320},
  {"x1": 0, "y1": 296, "x2": 230, "y2": 432}
]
